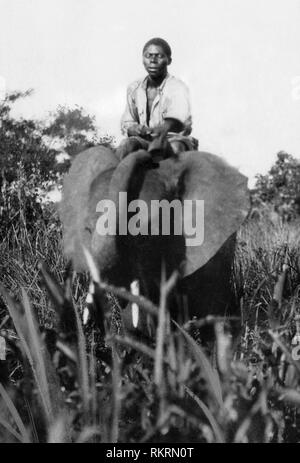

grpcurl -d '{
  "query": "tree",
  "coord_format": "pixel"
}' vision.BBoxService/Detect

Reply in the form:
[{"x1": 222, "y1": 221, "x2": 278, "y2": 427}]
[
  {"x1": 0, "y1": 91, "x2": 58, "y2": 184},
  {"x1": 0, "y1": 91, "x2": 116, "y2": 237},
  {"x1": 43, "y1": 105, "x2": 114, "y2": 158},
  {"x1": 0, "y1": 91, "x2": 59, "y2": 235},
  {"x1": 251, "y1": 151, "x2": 300, "y2": 220}
]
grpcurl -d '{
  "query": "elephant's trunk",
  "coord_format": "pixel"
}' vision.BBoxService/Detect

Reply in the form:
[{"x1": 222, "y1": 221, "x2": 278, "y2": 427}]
[
  {"x1": 109, "y1": 149, "x2": 153, "y2": 205},
  {"x1": 91, "y1": 150, "x2": 153, "y2": 285}
]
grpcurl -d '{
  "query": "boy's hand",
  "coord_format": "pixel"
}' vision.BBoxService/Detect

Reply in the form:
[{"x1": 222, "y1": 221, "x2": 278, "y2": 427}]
[
  {"x1": 149, "y1": 125, "x2": 165, "y2": 137},
  {"x1": 127, "y1": 124, "x2": 152, "y2": 138},
  {"x1": 148, "y1": 135, "x2": 168, "y2": 152},
  {"x1": 148, "y1": 134, "x2": 169, "y2": 162}
]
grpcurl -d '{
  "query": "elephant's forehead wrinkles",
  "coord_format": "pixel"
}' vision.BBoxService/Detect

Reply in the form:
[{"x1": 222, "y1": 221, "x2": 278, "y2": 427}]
[
  {"x1": 141, "y1": 165, "x2": 182, "y2": 199},
  {"x1": 157, "y1": 161, "x2": 182, "y2": 185},
  {"x1": 139, "y1": 174, "x2": 167, "y2": 200}
]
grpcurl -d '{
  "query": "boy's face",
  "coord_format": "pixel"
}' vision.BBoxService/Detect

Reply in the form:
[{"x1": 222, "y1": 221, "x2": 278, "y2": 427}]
[{"x1": 143, "y1": 44, "x2": 171, "y2": 79}]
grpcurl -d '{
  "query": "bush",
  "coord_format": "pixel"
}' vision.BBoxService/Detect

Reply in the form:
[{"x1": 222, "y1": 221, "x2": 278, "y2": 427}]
[{"x1": 251, "y1": 151, "x2": 300, "y2": 220}]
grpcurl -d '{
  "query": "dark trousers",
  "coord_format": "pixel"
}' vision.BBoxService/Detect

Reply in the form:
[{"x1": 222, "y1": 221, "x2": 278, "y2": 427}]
[{"x1": 115, "y1": 135, "x2": 198, "y2": 161}]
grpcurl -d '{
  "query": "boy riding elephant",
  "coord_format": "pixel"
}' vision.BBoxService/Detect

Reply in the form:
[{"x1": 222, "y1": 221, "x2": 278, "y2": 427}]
[{"x1": 116, "y1": 37, "x2": 198, "y2": 161}]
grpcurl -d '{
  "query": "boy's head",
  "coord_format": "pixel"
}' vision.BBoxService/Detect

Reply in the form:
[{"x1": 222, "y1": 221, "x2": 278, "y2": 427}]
[{"x1": 142, "y1": 38, "x2": 172, "y2": 79}]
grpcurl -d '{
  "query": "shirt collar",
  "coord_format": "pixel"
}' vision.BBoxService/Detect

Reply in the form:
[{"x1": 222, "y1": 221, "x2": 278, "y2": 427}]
[{"x1": 141, "y1": 73, "x2": 170, "y2": 91}]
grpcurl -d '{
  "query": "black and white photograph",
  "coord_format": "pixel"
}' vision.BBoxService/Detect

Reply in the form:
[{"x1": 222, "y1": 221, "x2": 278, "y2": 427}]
[{"x1": 0, "y1": 0, "x2": 300, "y2": 446}]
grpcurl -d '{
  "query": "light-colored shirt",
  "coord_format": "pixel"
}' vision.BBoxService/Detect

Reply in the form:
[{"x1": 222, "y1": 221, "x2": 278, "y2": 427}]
[{"x1": 121, "y1": 74, "x2": 192, "y2": 136}]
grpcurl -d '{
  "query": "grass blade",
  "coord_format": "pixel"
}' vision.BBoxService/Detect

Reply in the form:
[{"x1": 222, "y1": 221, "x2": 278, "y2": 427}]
[
  {"x1": 174, "y1": 320, "x2": 223, "y2": 408},
  {"x1": 185, "y1": 386, "x2": 225, "y2": 443},
  {"x1": 73, "y1": 303, "x2": 90, "y2": 419},
  {"x1": 0, "y1": 285, "x2": 52, "y2": 421},
  {"x1": 109, "y1": 343, "x2": 121, "y2": 443},
  {"x1": 21, "y1": 288, "x2": 53, "y2": 420},
  {"x1": 0, "y1": 417, "x2": 24, "y2": 442},
  {"x1": 0, "y1": 383, "x2": 30, "y2": 442}
]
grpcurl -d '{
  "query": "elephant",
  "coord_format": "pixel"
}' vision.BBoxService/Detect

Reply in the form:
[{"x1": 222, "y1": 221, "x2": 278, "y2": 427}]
[{"x1": 60, "y1": 145, "x2": 249, "y2": 337}]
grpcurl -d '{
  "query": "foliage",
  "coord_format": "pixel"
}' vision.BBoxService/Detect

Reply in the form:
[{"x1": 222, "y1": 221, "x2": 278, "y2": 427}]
[
  {"x1": 251, "y1": 151, "x2": 300, "y2": 220},
  {"x1": 0, "y1": 91, "x2": 58, "y2": 184},
  {"x1": 43, "y1": 105, "x2": 115, "y2": 158},
  {"x1": 0, "y1": 92, "x2": 114, "y2": 240},
  {"x1": 0, "y1": 213, "x2": 300, "y2": 442},
  {"x1": 0, "y1": 91, "x2": 61, "y2": 238}
]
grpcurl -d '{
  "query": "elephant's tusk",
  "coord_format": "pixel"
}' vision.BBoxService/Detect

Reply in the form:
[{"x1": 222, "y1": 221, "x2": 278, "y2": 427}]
[
  {"x1": 83, "y1": 307, "x2": 90, "y2": 325},
  {"x1": 130, "y1": 280, "x2": 140, "y2": 328},
  {"x1": 83, "y1": 281, "x2": 95, "y2": 325}
]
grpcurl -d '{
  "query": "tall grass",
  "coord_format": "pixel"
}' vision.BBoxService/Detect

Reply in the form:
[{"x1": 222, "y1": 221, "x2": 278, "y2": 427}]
[{"x1": 0, "y1": 208, "x2": 300, "y2": 442}]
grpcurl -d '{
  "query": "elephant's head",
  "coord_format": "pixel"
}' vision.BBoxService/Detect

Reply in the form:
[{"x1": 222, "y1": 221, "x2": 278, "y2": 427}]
[{"x1": 60, "y1": 145, "x2": 249, "y2": 293}]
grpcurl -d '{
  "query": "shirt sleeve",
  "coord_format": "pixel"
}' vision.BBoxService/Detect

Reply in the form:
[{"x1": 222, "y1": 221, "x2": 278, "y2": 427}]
[
  {"x1": 162, "y1": 80, "x2": 192, "y2": 135},
  {"x1": 121, "y1": 83, "x2": 140, "y2": 135}
]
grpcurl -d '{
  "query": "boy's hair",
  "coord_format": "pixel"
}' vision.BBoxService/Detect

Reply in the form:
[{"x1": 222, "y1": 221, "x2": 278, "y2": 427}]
[{"x1": 143, "y1": 38, "x2": 172, "y2": 58}]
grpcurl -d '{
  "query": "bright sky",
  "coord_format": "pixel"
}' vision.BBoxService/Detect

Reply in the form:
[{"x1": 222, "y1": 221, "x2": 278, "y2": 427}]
[{"x1": 1, "y1": 0, "x2": 300, "y2": 186}]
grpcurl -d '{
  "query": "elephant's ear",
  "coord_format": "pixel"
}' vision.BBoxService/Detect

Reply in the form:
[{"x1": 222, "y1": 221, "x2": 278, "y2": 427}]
[
  {"x1": 60, "y1": 146, "x2": 119, "y2": 271},
  {"x1": 179, "y1": 151, "x2": 249, "y2": 277}
]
